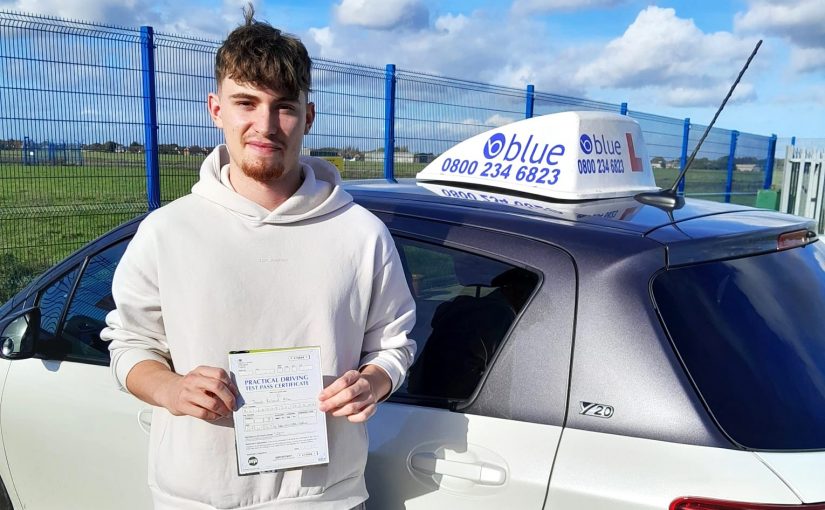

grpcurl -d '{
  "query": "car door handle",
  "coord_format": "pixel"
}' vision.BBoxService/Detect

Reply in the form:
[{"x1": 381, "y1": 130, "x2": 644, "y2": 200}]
[
  {"x1": 137, "y1": 408, "x2": 153, "y2": 435},
  {"x1": 410, "y1": 452, "x2": 506, "y2": 486}
]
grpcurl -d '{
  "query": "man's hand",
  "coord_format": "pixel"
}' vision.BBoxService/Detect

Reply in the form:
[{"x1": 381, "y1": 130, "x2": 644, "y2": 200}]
[
  {"x1": 127, "y1": 361, "x2": 237, "y2": 421},
  {"x1": 318, "y1": 365, "x2": 392, "y2": 423}
]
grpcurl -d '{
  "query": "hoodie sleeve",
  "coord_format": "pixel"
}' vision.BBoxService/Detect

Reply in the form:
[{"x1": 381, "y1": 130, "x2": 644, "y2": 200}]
[
  {"x1": 359, "y1": 231, "x2": 417, "y2": 396},
  {"x1": 101, "y1": 219, "x2": 171, "y2": 392}
]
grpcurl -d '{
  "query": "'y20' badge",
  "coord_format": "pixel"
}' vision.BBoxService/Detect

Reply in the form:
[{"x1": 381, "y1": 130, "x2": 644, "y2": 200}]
[{"x1": 579, "y1": 401, "x2": 614, "y2": 418}]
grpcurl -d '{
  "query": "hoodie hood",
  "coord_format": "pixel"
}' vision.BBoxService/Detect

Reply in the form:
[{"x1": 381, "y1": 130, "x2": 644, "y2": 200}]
[{"x1": 191, "y1": 145, "x2": 353, "y2": 224}]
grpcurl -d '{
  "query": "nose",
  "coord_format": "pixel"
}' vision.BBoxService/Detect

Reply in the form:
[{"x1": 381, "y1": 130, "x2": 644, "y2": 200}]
[{"x1": 252, "y1": 107, "x2": 281, "y2": 137}]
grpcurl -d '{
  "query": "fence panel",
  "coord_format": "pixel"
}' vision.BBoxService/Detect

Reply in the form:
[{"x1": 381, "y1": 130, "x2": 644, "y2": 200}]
[
  {"x1": 731, "y1": 132, "x2": 771, "y2": 206},
  {"x1": 626, "y1": 110, "x2": 687, "y2": 190},
  {"x1": 153, "y1": 33, "x2": 222, "y2": 203},
  {"x1": 0, "y1": 13, "x2": 148, "y2": 297},
  {"x1": 394, "y1": 71, "x2": 526, "y2": 178},
  {"x1": 311, "y1": 60, "x2": 387, "y2": 179}
]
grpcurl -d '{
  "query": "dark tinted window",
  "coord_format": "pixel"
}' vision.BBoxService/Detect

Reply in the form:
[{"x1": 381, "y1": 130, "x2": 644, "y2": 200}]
[
  {"x1": 652, "y1": 241, "x2": 825, "y2": 450},
  {"x1": 61, "y1": 241, "x2": 128, "y2": 363},
  {"x1": 394, "y1": 237, "x2": 538, "y2": 403},
  {"x1": 37, "y1": 267, "x2": 80, "y2": 341}
]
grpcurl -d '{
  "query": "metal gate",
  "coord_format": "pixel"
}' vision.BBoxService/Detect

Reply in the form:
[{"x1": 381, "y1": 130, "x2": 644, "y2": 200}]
[{"x1": 781, "y1": 146, "x2": 825, "y2": 233}]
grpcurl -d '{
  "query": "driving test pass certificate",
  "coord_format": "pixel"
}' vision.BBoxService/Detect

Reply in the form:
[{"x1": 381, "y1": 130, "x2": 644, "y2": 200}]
[{"x1": 228, "y1": 346, "x2": 329, "y2": 475}]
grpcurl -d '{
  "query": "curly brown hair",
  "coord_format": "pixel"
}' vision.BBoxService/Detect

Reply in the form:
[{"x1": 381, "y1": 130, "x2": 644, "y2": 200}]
[{"x1": 215, "y1": 4, "x2": 312, "y2": 98}]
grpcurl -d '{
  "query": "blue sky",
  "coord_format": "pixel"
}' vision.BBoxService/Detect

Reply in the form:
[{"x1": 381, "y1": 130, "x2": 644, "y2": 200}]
[{"x1": 2, "y1": 0, "x2": 823, "y2": 139}]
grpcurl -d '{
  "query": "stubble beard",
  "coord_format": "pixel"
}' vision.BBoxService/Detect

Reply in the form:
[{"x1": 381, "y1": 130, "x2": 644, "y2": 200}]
[{"x1": 240, "y1": 155, "x2": 286, "y2": 183}]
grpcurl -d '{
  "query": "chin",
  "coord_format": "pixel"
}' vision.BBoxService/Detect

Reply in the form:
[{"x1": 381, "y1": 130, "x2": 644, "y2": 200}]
[{"x1": 241, "y1": 160, "x2": 287, "y2": 183}]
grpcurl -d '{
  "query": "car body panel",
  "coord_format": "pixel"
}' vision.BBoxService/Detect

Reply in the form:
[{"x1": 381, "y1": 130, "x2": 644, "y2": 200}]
[
  {"x1": 0, "y1": 359, "x2": 151, "y2": 509},
  {"x1": 366, "y1": 403, "x2": 560, "y2": 510},
  {"x1": 547, "y1": 428, "x2": 800, "y2": 509},
  {"x1": 755, "y1": 452, "x2": 825, "y2": 503}
]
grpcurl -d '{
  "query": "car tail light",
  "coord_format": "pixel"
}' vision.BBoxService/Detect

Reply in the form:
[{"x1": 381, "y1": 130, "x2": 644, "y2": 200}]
[
  {"x1": 777, "y1": 229, "x2": 813, "y2": 250},
  {"x1": 671, "y1": 497, "x2": 825, "y2": 510}
]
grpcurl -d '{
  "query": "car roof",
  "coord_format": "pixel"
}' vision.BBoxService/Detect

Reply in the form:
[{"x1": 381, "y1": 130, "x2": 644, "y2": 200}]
[{"x1": 344, "y1": 179, "x2": 806, "y2": 234}]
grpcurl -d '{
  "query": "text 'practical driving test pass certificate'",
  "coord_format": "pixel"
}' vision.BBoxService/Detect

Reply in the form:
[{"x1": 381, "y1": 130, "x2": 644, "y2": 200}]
[{"x1": 228, "y1": 346, "x2": 329, "y2": 475}]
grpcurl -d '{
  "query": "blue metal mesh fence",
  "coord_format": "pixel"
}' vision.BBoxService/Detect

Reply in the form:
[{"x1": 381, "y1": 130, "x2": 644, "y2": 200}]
[
  {"x1": 0, "y1": 12, "x2": 147, "y2": 293},
  {"x1": 310, "y1": 60, "x2": 386, "y2": 179},
  {"x1": 394, "y1": 70, "x2": 525, "y2": 177},
  {"x1": 732, "y1": 132, "x2": 771, "y2": 204},
  {"x1": 0, "y1": 10, "x2": 782, "y2": 301},
  {"x1": 153, "y1": 32, "x2": 222, "y2": 203},
  {"x1": 533, "y1": 91, "x2": 619, "y2": 116},
  {"x1": 682, "y1": 124, "x2": 734, "y2": 202}
]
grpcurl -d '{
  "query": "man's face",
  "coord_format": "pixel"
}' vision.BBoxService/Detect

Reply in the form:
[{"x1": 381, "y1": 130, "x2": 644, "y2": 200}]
[{"x1": 208, "y1": 78, "x2": 315, "y2": 183}]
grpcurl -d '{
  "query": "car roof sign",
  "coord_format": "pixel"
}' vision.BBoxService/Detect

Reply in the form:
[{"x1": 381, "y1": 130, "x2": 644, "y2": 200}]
[{"x1": 416, "y1": 111, "x2": 660, "y2": 200}]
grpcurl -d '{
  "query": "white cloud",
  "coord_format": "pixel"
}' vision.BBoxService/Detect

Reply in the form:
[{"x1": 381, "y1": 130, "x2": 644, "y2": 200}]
[
  {"x1": 734, "y1": 0, "x2": 825, "y2": 75},
  {"x1": 573, "y1": 6, "x2": 761, "y2": 107},
  {"x1": 735, "y1": 0, "x2": 825, "y2": 49},
  {"x1": 512, "y1": 0, "x2": 625, "y2": 15},
  {"x1": 307, "y1": 9, "x2": 585, "y2": 97},
  {"x1": 333, "y1": 0, "x2": 429, "y2": 30},
  {"x1": 791, "y1": 47, "x2": 825, "y2": 73},
  {"x1": 664, "y1": 83, "x2": 756, "y2": 108},
  {"x1": 484, "y1": 114, "x2": 517, "y2": 127}
]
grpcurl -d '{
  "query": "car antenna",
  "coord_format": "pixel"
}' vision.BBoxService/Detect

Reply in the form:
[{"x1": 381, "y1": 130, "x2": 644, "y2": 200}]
[{"x1": 635, "y1": 39, "x2": 763, "y2": 210}]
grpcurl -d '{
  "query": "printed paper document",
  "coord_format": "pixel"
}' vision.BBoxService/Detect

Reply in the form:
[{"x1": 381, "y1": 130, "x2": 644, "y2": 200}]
[{"x1": 228, "y1": 346, "x2": 329, "y2": 475}]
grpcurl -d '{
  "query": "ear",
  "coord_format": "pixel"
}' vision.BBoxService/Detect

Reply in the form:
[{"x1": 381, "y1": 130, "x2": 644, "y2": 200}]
[
  {"x1": 207, "y1": 92, "x2": 223, "y2": 128},
  {"x1": 304, "y1": 101, "x2": 316, "y2": 134}
]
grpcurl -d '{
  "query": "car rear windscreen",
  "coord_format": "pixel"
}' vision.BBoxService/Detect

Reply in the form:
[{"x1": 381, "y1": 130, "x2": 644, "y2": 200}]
[{"x1": 652, "y1": 241, "x2": 825, "y2": 450}]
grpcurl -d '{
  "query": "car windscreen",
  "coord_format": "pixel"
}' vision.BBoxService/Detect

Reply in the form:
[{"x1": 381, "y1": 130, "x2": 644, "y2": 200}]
[{"x1": 652, "y1": 240, "x2": 825, "y2": 451}]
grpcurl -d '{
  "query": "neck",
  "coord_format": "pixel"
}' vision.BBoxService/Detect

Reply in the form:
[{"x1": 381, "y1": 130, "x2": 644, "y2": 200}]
[{"x1": 228, "y1": 164, "x2": 304, "y2": 211}]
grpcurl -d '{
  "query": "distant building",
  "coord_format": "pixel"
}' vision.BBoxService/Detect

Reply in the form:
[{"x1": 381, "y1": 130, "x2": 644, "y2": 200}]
[
  {"x1": 310, "y1": 148, "x2": 340, "y2": 157},
  {"x1": 414, "y1": 153, "x2": 436, "y2": 164},
  {"x1": 22, "y1": 137, "x2": 84, "y2": 166},
  {"x1": 735, "y1": 163, "x2": 758, "y2": 172}
]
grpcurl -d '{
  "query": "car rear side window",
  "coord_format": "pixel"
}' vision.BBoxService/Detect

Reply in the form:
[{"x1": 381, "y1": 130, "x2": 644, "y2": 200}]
[
  {"x1": 652, "y1": 241, "x2": 825, "y2": 450},
  {"x1": 394, "y1": 237, "x2": 539, "y2": 404}
]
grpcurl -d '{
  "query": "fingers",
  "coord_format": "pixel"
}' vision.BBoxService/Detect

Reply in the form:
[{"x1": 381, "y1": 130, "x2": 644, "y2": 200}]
[
  {"x1": 318, "y1": 370, "x2": 361, "y2": 401},
  {"x1": 169, "y1": 366, "x2": 237, "y2": 421},
  {"x1": 318, "y1": 370, "x2": 379, "y2": 422}
]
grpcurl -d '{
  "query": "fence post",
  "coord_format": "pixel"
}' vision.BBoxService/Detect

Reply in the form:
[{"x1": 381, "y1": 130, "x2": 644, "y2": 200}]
[
  {"x1": 620, "y1": 102, "x2": 628, "y2": 115},
  {"x1": 725, "y1": 130, "x2": 739, "y2": 203},
  {"x1": 384, "y1": 64, "x2": 396, "y2": 182},
  {"x1": 525, "y1": 84, "x2": 535, "y2": 119},
  {"x1": 140, "y1": 26, "x2": 161, "y2": 211},
  {"x1": 763, "y1": 134, "x2": 777, "y2": 189},
  {"x1": 678, "y1": 118, "x2": 690, "y2": 194}
]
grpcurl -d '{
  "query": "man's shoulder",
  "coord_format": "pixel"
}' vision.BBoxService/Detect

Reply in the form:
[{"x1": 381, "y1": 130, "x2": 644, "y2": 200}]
[
  {"x1": 138, "y1": 193, "x2": 205, "y2": 231},
  {"x1": 335, "y1": 202, "x2": 390, "y2": 236}
]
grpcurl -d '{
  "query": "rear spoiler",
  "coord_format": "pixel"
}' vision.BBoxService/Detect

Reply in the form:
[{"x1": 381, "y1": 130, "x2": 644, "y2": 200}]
[{"x1": 647, "y1": 210, "x2": 818, "y2": 267}]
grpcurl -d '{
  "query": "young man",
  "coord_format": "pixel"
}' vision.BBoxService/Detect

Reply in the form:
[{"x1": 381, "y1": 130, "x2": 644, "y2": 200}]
[{"x1": 103, "y1": 8, "x2": 416, "y2": 510}]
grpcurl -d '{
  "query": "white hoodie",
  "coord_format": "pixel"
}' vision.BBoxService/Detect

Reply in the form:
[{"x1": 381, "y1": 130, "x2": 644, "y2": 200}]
[{"x1": 103, "y1": 146, "x2": 417, "y2": 510}]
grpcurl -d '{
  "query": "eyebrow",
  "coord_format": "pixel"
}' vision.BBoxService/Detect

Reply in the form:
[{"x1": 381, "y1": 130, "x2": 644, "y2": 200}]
[
  {"x1": 228, "y1": 93, "x2": 259, "y2": 101},
  {"x1": 228, "y1": 93, "x2": 300, "y2": 102}
]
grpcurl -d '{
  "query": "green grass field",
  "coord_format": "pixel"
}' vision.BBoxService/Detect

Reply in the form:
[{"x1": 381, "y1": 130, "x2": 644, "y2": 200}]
[{"x1": 0, "y1": 149, "x2": 778, "y2": 302}]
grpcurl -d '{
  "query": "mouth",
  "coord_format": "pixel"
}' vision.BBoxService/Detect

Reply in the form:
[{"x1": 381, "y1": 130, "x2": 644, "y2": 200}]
[{"x1": 245, "y1": 140, "x2": 283, "y2": 153}]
